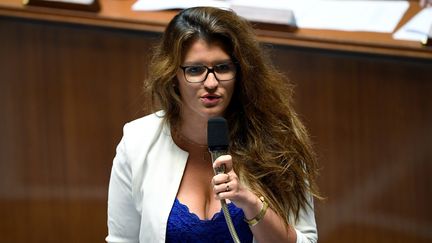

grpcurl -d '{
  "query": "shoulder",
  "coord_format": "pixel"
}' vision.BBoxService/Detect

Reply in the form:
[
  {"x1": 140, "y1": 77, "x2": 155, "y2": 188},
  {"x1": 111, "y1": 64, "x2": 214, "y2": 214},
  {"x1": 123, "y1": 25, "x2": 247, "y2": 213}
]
[
  {"x1": 121, "y1": 111, "x2": 169, "y2": 149},
  {"x1": 124, "y1": 111, "x2": 165, "y2": 132}
]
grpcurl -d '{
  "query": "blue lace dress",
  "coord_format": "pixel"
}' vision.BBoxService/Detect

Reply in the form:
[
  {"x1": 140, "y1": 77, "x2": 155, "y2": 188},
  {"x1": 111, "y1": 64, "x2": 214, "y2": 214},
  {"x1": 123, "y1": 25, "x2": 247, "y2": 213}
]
[{"x1": 166, "y1": 198, "x2": 253, "y2": 243}]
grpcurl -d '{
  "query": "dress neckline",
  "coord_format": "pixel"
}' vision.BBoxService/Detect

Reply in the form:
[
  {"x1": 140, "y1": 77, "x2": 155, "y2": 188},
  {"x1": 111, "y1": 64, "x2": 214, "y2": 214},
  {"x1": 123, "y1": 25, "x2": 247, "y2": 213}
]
[{"x1": 174, "y1": 198, "x2": 235, "y2": 222}]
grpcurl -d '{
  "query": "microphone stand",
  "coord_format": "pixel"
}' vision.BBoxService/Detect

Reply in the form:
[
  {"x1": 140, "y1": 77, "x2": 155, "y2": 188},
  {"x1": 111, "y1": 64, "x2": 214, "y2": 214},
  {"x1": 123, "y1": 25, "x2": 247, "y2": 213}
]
[
  {"x1": 210, "y1": 151, "x2": 241, "y2": 243},
  {"x1": 208, "y1": 117, "x2": 241, "y2": 243}
]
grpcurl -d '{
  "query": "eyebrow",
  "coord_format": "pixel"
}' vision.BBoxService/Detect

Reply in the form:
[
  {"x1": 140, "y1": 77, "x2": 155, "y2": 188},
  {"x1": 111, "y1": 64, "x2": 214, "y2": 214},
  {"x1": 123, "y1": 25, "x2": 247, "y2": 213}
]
[{"x1": 182, "y1": 59, "x2": 232, "y2": 66}]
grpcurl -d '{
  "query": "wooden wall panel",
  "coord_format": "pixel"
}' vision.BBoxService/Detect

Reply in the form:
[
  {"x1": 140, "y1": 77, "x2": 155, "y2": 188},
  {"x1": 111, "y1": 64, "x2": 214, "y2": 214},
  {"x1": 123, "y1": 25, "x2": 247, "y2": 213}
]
[
  {"x1": 0, "y1": 17, "x2": 157, "y2": 242},
  {"x1": 269, "y1": 46, "x2": 432, "y2": 242}
]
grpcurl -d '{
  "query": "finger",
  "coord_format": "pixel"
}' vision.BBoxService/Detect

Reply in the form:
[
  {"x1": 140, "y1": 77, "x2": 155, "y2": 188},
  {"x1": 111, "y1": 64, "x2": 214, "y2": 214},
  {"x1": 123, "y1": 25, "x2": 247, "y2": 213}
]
[
  {"x1": 213, "y1": 182, "x2": 232, "y2": 194},
  {"x1": 216, "y1": 191, "x2": 233, "y2": 200},
  {"x1": 212, "y1": 173, "x2": 230, "y2": 185},
  {"x1": 213, "y1": 155, "x2": 233, "y2": 172}
]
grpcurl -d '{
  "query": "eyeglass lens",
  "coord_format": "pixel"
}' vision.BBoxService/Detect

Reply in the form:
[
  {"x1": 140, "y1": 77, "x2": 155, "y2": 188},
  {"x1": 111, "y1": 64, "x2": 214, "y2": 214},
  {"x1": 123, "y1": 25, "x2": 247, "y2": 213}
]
[{"x1": 183, "y1": 63, "x2": 236, "y2": 83}]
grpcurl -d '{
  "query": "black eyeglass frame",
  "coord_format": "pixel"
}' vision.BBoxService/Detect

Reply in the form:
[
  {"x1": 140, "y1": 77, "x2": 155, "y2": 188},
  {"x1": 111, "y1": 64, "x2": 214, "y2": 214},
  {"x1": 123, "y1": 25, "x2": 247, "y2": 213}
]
[{"x1": 179, "y1": 63, "x2": 237, "y2": 83}]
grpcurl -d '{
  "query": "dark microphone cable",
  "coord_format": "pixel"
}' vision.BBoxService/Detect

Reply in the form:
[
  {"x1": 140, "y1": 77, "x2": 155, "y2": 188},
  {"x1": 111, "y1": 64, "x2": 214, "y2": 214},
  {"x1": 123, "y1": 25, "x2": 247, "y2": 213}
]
[{"x1": 208, "y1": 117, "x2": 241, "y2": 243}]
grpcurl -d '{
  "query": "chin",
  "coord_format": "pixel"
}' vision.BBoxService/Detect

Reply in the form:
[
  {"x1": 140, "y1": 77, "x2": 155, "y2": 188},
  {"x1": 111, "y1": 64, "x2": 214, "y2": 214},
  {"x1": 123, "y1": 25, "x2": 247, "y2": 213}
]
[{"x1": 201, "y1": 108, "x2": 225, "y2": 119}]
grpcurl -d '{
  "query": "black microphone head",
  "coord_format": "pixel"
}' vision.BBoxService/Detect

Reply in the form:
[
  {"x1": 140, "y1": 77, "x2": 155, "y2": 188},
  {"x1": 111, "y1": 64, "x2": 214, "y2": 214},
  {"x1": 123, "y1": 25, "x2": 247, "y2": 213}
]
[{"x1": 207, "y1": 117, "x2": 229, "y2": 152}]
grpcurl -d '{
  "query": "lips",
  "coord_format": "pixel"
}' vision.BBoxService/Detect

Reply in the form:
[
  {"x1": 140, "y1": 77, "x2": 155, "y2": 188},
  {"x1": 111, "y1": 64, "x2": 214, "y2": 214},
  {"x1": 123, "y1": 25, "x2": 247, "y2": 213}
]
[
  {"x1": 201, "y1": 93, "x2": 221, "y2": 106},
  {"x1": 202, "y1": 94, "x2": 220, "y2": 99}
]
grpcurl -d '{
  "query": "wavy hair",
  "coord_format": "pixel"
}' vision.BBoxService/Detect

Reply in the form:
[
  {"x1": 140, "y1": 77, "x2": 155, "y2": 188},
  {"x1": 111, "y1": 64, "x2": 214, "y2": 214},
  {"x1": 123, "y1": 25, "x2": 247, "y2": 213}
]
[{"x1": 145, "y1": 7, "x2": 320, "y2": 225}]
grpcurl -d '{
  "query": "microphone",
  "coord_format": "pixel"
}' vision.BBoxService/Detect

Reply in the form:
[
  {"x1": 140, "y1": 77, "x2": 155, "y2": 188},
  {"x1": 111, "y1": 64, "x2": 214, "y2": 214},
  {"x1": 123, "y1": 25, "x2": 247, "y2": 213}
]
[
  {"x1": 207, "y1": 117, "x2": 229, "y2": 175},
  {"x1": 207, "y1": 117, "x2": 241, "y2": 243}
]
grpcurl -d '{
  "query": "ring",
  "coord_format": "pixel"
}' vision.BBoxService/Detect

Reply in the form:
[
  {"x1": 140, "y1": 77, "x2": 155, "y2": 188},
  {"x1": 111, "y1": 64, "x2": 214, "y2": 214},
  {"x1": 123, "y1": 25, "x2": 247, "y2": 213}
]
[{"x1": 226, "y1": 184, "x2": 230, "y2": 192}]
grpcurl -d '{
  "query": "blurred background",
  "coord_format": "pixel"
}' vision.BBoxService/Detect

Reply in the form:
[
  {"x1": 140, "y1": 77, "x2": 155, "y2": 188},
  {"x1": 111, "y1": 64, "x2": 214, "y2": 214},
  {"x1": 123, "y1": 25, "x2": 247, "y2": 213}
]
[{"x1": 1, "y1": 0, "x2": 431, "y2": 242}]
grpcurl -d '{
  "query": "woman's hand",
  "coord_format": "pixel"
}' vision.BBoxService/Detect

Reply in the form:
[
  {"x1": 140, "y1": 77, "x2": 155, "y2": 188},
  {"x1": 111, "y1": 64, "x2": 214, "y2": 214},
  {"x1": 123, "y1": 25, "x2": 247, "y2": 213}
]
[
  {"x1": 211, "y1": 155, "x2": 258, "y2": 210},
  {"x1": 211, "y1": 155, "x2": 299, "y2": 242}
]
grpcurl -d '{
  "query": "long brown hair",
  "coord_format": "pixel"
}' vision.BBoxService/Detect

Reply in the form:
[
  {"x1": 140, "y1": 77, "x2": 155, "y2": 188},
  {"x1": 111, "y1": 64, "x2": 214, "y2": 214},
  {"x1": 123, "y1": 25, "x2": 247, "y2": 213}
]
[{"x1": 145, "y1": 7, "x2": 320, "y2": 226}]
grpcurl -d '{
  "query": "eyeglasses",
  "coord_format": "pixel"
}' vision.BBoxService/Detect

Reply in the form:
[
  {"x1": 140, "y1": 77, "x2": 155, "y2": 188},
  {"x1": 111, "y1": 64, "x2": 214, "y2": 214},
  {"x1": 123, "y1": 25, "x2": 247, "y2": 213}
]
[{"x1": 179, "y1": 62, "x2": 237, "y2": 83}]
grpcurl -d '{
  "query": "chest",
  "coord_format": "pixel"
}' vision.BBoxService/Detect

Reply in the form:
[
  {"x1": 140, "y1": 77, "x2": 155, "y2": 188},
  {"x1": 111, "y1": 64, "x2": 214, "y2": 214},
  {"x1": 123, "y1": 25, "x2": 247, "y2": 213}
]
[{"x1": 177, "y1": 152, "x2": 221, "y2": 220}]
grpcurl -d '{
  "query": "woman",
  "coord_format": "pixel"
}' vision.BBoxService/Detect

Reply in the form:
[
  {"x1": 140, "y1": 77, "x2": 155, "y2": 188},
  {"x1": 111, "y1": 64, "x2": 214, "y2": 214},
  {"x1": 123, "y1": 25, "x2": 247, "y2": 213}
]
[{"x1": 106, "y1": 7, "x2": 320, "y2": 243}]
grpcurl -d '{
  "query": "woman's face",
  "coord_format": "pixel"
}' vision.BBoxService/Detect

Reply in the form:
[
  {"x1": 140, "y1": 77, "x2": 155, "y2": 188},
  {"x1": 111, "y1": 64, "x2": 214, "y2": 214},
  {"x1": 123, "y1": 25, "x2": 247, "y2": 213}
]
[{"x1": 176, "y1": 39, "x2": 236, "y2": 123}]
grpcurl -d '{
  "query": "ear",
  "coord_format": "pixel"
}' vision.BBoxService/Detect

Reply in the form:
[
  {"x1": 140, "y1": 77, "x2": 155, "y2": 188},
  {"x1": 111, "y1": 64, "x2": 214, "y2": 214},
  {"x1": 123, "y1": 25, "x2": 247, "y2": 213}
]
[
  {"x1": 172, "y1": 76, "x2": 179, "y2": 87},
  {"x1": 172, "y1": 78, "x2": 180, "y2": 95}
]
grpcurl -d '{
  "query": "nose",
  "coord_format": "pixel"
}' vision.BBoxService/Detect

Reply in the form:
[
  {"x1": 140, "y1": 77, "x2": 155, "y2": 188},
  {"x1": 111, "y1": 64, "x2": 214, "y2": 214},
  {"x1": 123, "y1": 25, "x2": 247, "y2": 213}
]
[{"x1": 203, "y1": 72, "x2": 218, "y2": 90}]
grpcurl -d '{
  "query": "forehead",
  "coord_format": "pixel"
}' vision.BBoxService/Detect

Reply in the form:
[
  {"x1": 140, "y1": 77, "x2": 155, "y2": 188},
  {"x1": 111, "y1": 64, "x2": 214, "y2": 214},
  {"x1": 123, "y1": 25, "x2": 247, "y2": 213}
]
[{"x1": 182, "y1": 38, "x2": 231, "y2": 64}]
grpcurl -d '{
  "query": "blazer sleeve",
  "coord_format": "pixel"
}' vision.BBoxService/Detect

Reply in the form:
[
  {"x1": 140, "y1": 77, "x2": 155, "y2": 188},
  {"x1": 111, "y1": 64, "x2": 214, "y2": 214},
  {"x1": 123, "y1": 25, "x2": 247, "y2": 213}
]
[
  {"x1": 294, "y1": 194, "x2": 318, "y2": 243},
  {"x1": 106, "y1": 137, "x2": 141, "y2": 243}
]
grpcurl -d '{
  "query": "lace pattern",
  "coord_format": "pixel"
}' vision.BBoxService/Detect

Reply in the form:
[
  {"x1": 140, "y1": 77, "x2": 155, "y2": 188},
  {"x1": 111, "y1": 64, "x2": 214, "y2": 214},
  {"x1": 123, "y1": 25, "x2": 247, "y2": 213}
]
[{"x1": 166, "y1": 198, "x2": 253, "y2": 243}]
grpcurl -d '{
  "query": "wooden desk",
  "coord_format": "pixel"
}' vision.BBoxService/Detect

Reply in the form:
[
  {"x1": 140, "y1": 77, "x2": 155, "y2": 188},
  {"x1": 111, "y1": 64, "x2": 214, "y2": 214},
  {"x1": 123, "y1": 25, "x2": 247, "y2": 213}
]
[
  {"x1": 1, "y1": 1, "x2": 431, "y2": 242},
  {"x1": 1, "y1": 0, "x2": 432, "y2": 58}
]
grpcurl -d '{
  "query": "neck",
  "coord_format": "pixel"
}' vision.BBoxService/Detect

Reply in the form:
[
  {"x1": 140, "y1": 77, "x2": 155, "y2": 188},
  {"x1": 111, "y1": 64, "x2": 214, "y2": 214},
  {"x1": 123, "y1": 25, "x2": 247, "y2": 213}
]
[
  {"x1": 181, "y1": 124, "x2": 207, "y2": 145},
  {"x1": 179, "y1": 116, "x2": 208, "y2": 145}
]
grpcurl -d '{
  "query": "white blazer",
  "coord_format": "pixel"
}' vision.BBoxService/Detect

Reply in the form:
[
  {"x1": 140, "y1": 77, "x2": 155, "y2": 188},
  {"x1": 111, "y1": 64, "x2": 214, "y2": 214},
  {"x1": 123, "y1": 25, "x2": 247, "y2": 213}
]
[{"x1": 106, "y1": 112, "x2": 318, "y2": 243}]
